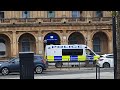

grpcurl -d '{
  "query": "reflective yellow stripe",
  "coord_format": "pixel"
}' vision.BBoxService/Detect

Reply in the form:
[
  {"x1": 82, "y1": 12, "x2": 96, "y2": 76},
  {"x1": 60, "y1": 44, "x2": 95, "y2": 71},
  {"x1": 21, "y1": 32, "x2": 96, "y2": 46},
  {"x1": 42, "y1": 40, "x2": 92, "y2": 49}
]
[
  {"x1": 94, "y1": 55, "x2": 100, "y2": 61},
  {"x1": 62, "y1": 56, "x2": 70, "y2": 61},
  {"x1": 47, "y1": 56, "x2": 54, "y2": 62},
  {"x1": 78, "y1": 55, "x2": 86, "y2": 61}
]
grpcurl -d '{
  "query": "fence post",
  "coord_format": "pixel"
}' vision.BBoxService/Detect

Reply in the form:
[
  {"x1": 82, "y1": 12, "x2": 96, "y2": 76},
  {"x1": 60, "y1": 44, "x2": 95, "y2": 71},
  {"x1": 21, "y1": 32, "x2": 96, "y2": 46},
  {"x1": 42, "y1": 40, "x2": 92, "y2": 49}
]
[
  {"x1": 96, "y1": 64, "x2": 98, "y2": 79},
  {"x1": 98, "y1": 65, "x2": 100, "y2": 79},
  {"x1": 96, "y1": 64, "x2": 100, "y2": 79},
  {"x1": 68, "y1": 59, "x2": 70, "y2": 69},
  {"x1": 79, "y1": 61, "x2": 80, "y2": 70}
]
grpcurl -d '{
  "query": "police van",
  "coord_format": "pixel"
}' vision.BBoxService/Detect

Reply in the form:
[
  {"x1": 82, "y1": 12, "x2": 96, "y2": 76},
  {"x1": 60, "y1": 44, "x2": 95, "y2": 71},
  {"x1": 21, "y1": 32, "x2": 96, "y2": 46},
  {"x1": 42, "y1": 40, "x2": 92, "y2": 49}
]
[{"x1": 45, "y1": 44, "x2": 100, "y2": 67}]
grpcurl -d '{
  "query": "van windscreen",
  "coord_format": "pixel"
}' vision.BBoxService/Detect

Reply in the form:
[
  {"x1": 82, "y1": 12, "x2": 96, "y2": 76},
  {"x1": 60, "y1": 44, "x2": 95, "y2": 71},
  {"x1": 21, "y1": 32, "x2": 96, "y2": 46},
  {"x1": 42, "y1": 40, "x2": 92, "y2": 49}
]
[{"x1": 62, "y1": 49, "x2": 83, "y2": 55}]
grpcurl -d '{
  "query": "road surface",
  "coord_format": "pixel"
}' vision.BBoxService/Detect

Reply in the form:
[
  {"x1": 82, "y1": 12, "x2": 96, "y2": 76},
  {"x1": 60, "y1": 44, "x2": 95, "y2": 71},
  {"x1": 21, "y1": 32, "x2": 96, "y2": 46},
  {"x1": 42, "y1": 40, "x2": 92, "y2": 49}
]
[{"x1": 0, "y1": 67, "x2": 114, "y2": 79}]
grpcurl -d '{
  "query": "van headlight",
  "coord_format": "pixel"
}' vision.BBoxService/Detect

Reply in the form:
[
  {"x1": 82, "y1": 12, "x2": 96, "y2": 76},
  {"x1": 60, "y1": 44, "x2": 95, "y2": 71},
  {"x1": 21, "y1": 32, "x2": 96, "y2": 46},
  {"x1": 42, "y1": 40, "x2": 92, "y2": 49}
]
[{"x1": 0, "y1": 64, "x2": 2, "y2": 66}]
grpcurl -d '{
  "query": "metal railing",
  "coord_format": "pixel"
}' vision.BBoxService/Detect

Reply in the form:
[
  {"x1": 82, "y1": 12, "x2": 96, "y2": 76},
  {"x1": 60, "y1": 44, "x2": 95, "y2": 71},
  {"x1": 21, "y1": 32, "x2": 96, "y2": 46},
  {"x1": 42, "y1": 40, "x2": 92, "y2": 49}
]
[{"x1": 0, "y1": 17, "x2": 112, "y2": 25}]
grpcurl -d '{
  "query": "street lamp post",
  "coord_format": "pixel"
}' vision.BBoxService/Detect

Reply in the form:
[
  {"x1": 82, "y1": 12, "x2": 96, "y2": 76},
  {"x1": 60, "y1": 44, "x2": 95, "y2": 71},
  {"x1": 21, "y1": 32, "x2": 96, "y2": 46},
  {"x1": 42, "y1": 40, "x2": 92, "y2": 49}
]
[
  {"x1": 112, "y1": 11, "x2": 117, "y2": 79},
  {"x1": 116, "y1": 11, "x2": 120, "y2": 79}
]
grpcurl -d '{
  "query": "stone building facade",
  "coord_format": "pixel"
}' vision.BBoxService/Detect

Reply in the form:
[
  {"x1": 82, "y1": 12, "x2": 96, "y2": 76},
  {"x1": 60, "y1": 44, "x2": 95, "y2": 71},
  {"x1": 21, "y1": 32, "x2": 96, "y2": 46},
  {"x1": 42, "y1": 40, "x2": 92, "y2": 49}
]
[{"x1": 0, "y1": 11, "x2": 112, "y2": 60}]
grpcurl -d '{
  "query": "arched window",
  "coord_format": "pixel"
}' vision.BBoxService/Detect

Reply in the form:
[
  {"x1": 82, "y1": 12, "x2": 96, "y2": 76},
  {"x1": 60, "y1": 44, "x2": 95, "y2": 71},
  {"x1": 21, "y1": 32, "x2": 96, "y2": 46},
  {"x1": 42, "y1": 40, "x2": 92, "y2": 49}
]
[
  {"x1": 68, "y1": 32, "x2": 84, "y2": 44},
  {"x1": 93, "y1": 37, "x2": 101, "y2": 52},
  {"x1": 0, "y1": 38, "x2": 6, "y2": 56},
  {"x1": 21, "y1": 38, "x2": 30, "y2": 52},
  {"x1": 0, "y1": 11, "x2": 4, "y2": 19},
  {"x1": 72, "y1": 11, "x2": 80, "y2": 18},
  {"x1": 22, "y1": 11, "x2": 30, "y2": 18},
  {"x1": 96, "y1": 11, "x2": 103, "y2": 17},
  {"x1": 47, "y1": 11, "x2": 55, "y2": 18}
]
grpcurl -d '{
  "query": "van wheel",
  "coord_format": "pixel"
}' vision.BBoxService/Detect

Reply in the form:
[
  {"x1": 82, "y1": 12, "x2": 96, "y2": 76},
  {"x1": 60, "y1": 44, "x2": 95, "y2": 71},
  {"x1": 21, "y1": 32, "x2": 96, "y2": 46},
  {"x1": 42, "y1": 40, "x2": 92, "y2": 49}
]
[
  {"x1": 1, "y1": 67, "x2": 9, "y2": 75},
  {"x1": 35, "y1": 66, "x2": 43, "y2": 74},
  {"x1": 55, "y1": 62, "x2": 63, "y2": 68},
  {"x1": 103, "y1": 63, "x2": 110, "y2": 68},
  {"x1": 71, "y1": 65, "x2": 74, "y2": 67}
]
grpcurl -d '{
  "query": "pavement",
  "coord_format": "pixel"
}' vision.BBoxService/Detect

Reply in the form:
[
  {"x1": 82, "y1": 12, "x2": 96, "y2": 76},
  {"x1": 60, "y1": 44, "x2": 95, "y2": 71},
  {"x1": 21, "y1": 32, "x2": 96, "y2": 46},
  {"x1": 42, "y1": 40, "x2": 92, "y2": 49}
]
[
  {"x1": 0, "y1": 72, "x2": 113, "y2": 79},
  {"x1": 0, "y1": 67, "x2": 114, "y2": 79},
  {"x1": 35, "y1": 72, "x2": 114, "y2": 79}
]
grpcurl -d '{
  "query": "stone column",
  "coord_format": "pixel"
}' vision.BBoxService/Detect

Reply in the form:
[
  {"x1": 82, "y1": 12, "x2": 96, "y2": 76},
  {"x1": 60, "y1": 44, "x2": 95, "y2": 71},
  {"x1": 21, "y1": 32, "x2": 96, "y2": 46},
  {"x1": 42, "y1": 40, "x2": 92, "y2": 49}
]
[
  {"x1": 62, "y1": 11, "x2": 66, "y2": 17},
  {"x1": 12, "y1": 31, "x2": 17, "y2": 57},
  {"x1": 62, "y1": 30, "x2": 67, "y2": 45},
  {"x1": 85, "y1": 31, "x2": 93, "y2": 49},
  {"x1": 16, "y1": 32, "x2": 19, "y2": 56},
  {"x1": 9, "y1": 41, "x2": 12, "y2": 58},
  {"x1": 36, "y1": 38, "x2": 39, "y2": 55},
  {"x1": 16, "y1": 42, "x2": 19, "y2": 56},
  {"x1": 109, "y1": 39, "x2": 113, "y2": 53},
  {"x1": 38, "y1": 30, "x2": 43, "y2": 55},
  {"x1": 88, "y1": 39, "x2": 93, "y2": 50},
  {"x1": 86, "y1": 11, "x2": 93, "y2": 23},
  {"x1": 87, "y1": 33, "x2": 91, "y2": 48}
]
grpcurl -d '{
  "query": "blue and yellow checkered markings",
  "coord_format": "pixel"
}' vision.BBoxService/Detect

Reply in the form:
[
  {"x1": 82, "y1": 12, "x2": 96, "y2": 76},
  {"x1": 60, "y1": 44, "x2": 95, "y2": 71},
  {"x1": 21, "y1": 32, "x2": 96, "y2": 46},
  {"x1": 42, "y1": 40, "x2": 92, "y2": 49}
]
[
  {"x1": 47, "y1": 56, "x2": 54, "y2": 61},
  {"x1": 86, "y1": 55, "x2": 94, "y2": 60},
  {"x1": 78, "y1": 55, "x2": 86, "y2": 61},
  {"x1": 70, "y1": 55, "x2": 78, "y2": 61},
  {"x1": 46, "y1": 55, "x2": 100, "y2": 62},
  {"x1": 47, "y1": 55, "x2": 87, "y2": 61},
  {"x1": 54, "y1": 56, "x2": 62, "y2": 61},
  {"x1": 62, "y1": 56, "x2": 70, "y2": 61}
]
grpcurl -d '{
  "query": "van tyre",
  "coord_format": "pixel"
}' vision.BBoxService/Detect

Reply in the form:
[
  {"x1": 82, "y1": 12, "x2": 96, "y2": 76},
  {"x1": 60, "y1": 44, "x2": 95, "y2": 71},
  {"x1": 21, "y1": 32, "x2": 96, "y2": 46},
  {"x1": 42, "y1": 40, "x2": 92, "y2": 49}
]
[
  {"x1": 71, "y1": 65, "x2": 74, "y2": 67},
  {"x1": 35, "y1": 66, "x2": 43, "y2": 74},
  {"x1": 1, "y1": 67, "x2": 9, "y2": 75},
  {"x1": 103, "y1": 63, "x2": 110, "y2": 68}
]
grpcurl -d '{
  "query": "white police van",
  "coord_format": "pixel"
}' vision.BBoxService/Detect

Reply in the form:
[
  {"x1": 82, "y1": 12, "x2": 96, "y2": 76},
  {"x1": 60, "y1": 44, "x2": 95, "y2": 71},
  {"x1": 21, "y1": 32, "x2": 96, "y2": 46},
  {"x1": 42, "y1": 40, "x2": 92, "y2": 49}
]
[{"x1": 45, "y1": 44, "x2": 100, "y2": 67}]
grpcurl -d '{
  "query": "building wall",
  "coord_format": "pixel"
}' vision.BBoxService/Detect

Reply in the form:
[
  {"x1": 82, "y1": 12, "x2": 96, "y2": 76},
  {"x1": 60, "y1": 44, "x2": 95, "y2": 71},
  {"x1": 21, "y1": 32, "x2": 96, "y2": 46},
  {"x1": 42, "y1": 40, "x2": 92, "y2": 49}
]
[
  {"x1": 4, "y1": 11, "x2": 112, "y2": 18},
  {"x1": 0, "y1": 11, "x2": 112, "y2": 60}
]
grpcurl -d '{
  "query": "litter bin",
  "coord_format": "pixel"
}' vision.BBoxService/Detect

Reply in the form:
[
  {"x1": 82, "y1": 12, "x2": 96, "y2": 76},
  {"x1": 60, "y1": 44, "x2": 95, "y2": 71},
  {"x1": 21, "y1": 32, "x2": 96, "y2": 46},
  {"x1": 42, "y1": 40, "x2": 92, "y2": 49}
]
[{"x1": 19, "y1": 52, "x2": 34, "y2": 79}]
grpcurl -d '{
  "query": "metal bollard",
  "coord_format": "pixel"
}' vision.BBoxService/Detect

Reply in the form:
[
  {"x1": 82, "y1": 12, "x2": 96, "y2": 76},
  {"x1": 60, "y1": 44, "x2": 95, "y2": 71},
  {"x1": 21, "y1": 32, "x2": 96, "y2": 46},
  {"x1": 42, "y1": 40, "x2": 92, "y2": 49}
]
[
  {"x1": 96, "y1": 64, "x2": 100, "y2": 79},
  {"x1": 68, "y1": 59, "x2": 70, "y2": 69},
  {"x1": 98, "y1": 65, "x2": 100, "y2": 79},
  {"x1": 79, "y1": 61, "x2": 80, "y2": 70}
]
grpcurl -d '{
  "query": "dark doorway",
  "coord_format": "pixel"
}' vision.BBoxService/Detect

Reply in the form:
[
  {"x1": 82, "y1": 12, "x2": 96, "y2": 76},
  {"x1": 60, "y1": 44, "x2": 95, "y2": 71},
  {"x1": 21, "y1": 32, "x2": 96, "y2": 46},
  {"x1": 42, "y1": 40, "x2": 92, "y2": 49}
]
[{"x1": 68, "y1": 32, "x2": 85, "y2": 44}]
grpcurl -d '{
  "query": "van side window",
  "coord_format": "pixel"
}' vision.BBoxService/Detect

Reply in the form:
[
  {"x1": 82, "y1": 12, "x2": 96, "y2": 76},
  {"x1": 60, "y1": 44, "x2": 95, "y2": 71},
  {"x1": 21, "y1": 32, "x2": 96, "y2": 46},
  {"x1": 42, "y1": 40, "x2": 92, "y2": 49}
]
[
  {"x1": 86, "y1": 49, "x2": 95, "y2": 56},
  {"x1": 62, "y1": 49, "x2": 83, "y2": 55},
  {"x1": 106, "y1": 55, "x2": 113, "y2": 58}
]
